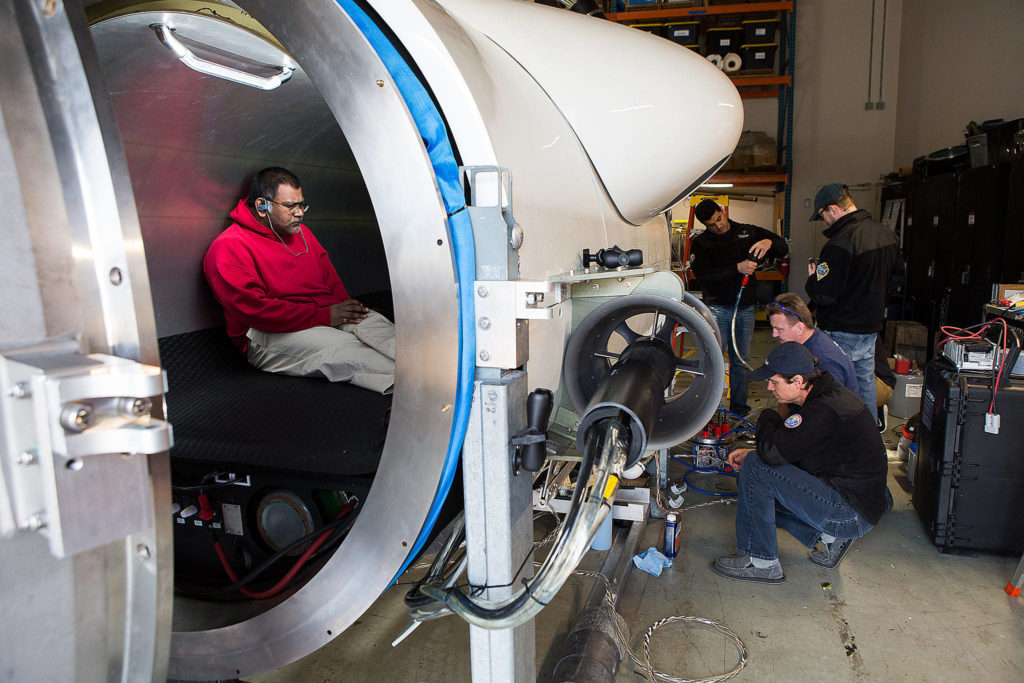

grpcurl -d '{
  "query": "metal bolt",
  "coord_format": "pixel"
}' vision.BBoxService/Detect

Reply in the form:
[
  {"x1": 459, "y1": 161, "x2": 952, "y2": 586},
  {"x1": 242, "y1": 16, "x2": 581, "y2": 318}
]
[
  {"x1": 16, "y1": 449, "x2": 38, "y2": 466},
  {"x1": 60, "y1": 401, "x2": 94, "y2": 432},
  {"x1": 477, "y1": 285, "x2": 489, "y2": 298},
  {"x1": 478, "y1": 317, "x2": 491, "y2": 330},
  {"x1": 109, "y1": 267, "x2": 123, "y2": 285},
  {"x1": 376, "y1": 79, "x2": 385, "y2": 87},
  {"x1": 66, "y1": 458, "x2": 83, "y2": 471},
  {"x1": 592, "y1": 284, "x2": 600, "y2": 290},
  {"x1": 8, "y1": 382, "x2": 30, "y2": 399},
  {"x1": 136, "y1": 543, "x2": 151, "y2": 560},
  {"x1": 23, "y1": 513, "x2": 46, "y2": 532},
  {"x1": 488, "y1": 391, "x2": 498, "y2": 401},
  {"x1": 441, "y1": 404, "x2": 451, "y2": 413},
  {"x1": 42, "y1": 0, "x2": 57, "y2": 17},
  {"x1": 118, "y1": 396, "x2": 152, "y2": 417},
  {"x1": 479, "y1": 350, "x2": 490, "y2": 361},
  {"x1": 509, "y1": 224, "x2": 524, "y2": 250}
]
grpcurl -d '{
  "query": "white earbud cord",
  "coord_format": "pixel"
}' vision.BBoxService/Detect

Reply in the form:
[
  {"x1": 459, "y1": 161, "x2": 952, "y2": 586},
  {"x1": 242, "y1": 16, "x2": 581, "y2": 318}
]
[{"x1": 263, "y1": 202, "x2": 309, "y2": 257}]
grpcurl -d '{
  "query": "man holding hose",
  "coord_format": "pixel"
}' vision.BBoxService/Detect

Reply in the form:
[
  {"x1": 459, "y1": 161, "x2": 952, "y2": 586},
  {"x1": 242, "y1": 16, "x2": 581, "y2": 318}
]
[{"x1": 690, "y1": 198, "x2": 788, "y2": 417}]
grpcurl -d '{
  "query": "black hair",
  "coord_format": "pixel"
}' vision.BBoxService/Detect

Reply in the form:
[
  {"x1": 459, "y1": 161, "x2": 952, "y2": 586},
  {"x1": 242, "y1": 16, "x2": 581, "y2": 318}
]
[
  {"x1": 247, "y1": 167, "x2": 301, "y2": 209},
  {"x1": 694, "y1": 198, "x2": 721, "y2": 224}
]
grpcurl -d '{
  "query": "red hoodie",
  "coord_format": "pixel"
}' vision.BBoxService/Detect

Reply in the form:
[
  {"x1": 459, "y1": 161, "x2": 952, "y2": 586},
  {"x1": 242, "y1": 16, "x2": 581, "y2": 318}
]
[{"x1": 204, "y1": 199, "x2": 349, "y2": 353}]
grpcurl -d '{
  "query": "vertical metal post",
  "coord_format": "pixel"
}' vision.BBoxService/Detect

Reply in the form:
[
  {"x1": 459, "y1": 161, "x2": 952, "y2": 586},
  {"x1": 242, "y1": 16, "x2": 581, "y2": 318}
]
[{"x1": 462, "y1": 370, "x2": 536, "y2": 682}]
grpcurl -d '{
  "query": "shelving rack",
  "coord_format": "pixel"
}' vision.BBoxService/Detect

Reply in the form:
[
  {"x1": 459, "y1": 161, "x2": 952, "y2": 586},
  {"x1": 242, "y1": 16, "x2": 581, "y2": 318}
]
[{"x1": 605, "y1": 1, "x2": 795, "y2": 242}]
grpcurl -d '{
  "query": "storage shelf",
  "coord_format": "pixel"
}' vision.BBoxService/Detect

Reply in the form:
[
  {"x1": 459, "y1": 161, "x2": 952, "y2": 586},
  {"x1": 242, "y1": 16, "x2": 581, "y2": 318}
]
[
  {"x1": 607, "y1": 1, "x2": 793, "y2": 22},
  {"x1": 709, "y1": 172, "x2": 788, "y2": 186},
  {"x1": 732, "y1": 75, "x2": 791, "y2": 99},
  {"x1": 730, "y1": 75, "x2": 791, "y2": 87}
]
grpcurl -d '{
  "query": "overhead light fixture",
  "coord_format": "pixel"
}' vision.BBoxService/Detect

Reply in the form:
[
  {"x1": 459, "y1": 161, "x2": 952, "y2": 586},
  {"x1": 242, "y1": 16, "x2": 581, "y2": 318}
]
[
  {"x1": 152, "y1": 23, "x2": 294, "y2": 91},
  {"x1": 700, "y1": 183, "x2": 734, "y2": 188}
]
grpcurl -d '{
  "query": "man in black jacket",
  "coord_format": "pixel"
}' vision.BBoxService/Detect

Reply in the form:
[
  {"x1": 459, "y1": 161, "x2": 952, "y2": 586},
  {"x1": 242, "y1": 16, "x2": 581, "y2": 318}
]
[
  {"x1": 711, "y1": 342, "x2": 888, "y2": 584},
  {"x1": 805, "y1": 184, "x2": 905, "y2": 414},
  {"x1": 690, "y1": 199, "x2": 788, "y2": 416}
]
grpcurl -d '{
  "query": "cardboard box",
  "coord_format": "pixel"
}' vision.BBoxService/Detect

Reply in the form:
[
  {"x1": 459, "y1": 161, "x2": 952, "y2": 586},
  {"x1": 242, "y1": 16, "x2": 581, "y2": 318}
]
[
  {"x1": 885, "y1": 320, "x2": 928, "y2": 366},
  {"x1": 994, "y1": 283, "x2": 1024, "y2": 303}
]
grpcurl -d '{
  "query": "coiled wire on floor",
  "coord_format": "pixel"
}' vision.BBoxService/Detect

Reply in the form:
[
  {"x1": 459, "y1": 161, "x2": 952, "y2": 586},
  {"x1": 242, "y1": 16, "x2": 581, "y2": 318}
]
[{"x1": 574, "y1": 569, "x2": 748, "y2": 683}]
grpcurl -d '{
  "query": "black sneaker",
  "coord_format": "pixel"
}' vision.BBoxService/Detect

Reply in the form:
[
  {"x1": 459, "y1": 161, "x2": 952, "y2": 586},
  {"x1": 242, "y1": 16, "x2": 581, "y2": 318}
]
[{"x1": 809, "y1": 538, "x2": 854, "y2": 569}]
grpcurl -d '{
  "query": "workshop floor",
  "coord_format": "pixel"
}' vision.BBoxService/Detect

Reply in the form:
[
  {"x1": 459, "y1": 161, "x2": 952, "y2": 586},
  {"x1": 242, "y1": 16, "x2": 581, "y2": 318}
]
[{"x1": 250, "y1": 323, "x2": 1024, "y2": 682}]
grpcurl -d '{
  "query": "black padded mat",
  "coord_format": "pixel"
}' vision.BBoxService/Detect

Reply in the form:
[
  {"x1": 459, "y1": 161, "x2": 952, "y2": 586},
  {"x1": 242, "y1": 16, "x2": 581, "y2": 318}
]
[{"x1": 158, "y1": 327, "x2": 389, "y2": 477}]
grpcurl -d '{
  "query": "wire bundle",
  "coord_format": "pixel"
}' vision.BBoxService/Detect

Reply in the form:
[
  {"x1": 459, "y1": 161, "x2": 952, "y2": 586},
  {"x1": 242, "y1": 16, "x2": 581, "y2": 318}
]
[{"x1": 936, "y1": 318, "x2": 1016, "y2": 413}]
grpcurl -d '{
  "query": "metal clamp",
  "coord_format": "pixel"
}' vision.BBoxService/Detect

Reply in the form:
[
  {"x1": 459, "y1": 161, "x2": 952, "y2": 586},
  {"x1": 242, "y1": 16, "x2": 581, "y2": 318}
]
[
  {"x1": 0, "y1": 338, "x2": 172, "y2": 558},
  {"x1": 474, "y1": 280, "x2": 568, "y2": 369}
]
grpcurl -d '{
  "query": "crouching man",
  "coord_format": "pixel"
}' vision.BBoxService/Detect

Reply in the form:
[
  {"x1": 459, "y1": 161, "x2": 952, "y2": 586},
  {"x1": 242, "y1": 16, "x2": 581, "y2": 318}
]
[{"x1": 711, "y1": 342, "x2": 888, "y2": 584}]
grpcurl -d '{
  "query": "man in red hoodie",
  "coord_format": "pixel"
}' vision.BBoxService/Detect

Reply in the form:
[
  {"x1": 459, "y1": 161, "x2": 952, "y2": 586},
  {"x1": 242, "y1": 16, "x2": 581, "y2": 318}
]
[{"x1": 204, "y1": 167, "x2": 395, "y2": 393}]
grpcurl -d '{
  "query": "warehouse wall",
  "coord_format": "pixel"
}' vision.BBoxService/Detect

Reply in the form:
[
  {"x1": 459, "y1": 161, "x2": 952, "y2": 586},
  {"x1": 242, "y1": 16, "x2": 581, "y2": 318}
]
[
  {"x1": 788, "y1": 0, "x2": 903, "y2": 299},
  {"x1": 893, "y1": 0, "x2": 1024, "y2": 169}
]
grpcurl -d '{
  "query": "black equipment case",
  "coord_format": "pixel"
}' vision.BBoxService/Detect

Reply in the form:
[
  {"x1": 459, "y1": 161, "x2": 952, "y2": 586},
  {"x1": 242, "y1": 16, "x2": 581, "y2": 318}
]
[{"x1": 913, "y1": 359, "x2": 1024, "y2": 554}]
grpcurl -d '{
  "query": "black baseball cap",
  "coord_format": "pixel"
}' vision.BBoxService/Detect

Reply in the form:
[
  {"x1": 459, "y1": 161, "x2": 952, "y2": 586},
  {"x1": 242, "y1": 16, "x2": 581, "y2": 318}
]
[
  {"x1": 810, "y1": 183, "x2": 847, "y2": 221},
  {"x1": 750, "y1": 342, "x2": 816, "y2": 380}
]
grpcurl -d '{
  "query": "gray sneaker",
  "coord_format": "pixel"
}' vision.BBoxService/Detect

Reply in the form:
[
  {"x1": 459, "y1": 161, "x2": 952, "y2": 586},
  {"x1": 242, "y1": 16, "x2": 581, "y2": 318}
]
[
  {"x1": 809, "y1": 538, "x2": 853, "y2": 569},
  {"x1": 710, "y1": 555, "x2": 785, "y2": 584}
]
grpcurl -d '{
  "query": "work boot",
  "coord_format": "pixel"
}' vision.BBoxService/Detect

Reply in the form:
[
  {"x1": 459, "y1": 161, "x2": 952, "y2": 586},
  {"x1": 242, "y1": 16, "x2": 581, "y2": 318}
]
[
  {"x1": 809, "y1": 538, "x2": 854, "y2": 569},
  {"x1": 710, "y1": 555, "x2": 785, "y2": 583}
]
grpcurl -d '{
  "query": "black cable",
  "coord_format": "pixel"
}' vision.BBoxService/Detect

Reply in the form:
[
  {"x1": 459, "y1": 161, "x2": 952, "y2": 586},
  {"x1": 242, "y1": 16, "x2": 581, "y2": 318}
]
[{"x1": 199, "y1": 502, "x2": 359, "y2": 596}]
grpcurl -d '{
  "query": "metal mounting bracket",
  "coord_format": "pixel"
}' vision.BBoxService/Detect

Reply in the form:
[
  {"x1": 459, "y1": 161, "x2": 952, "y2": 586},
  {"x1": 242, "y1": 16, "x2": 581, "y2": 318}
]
[{"x1": 0, "y1": 337, "x2": 172, "y2": 558}]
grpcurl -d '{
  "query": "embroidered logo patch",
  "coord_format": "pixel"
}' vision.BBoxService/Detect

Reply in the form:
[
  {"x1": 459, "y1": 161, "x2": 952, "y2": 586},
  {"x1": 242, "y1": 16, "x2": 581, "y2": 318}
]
[
  {"x1": 784, "y1": 414, "x2": 803, "y2": 428},
  {"x1": 815, "y1": 261, "x2": 830, "y2": 280}
]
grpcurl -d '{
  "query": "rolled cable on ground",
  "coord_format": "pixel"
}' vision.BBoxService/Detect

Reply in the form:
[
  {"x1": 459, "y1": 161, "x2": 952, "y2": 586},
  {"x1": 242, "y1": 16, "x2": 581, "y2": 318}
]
[{"x1": 420, "y1": 415, "x2": 629, "y2": 630}]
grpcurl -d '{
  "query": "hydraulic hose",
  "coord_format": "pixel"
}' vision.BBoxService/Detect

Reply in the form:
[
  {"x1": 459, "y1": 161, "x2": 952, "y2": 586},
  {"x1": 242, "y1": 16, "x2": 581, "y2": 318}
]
[
  {"x1": 730, "y1": 275, "x2": 754, "y2": 371},
  {"x1": 420, "y1": 415, "x2": 628, "y2": 630}
]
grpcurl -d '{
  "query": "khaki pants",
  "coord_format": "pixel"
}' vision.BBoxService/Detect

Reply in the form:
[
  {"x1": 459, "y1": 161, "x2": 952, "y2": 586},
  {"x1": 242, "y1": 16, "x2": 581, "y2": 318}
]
[{"x1": 246, "y1": 310, "x2": 395, "y2": 394}]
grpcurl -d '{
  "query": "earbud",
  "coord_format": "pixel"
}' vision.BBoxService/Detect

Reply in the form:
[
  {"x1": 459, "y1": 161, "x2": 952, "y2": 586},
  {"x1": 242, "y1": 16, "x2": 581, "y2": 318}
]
[{"x1": 257, "y1": 198, "x2": 271, "y2": 212}]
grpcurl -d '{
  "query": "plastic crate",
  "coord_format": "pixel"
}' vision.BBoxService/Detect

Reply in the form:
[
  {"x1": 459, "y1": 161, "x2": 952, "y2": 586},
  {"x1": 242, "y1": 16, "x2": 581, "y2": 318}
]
[
  {"x1": 627, "y1": 22, "x2": 664, "y2": 35},
  {"x1": 705, "y1": 27, "x2": 743, "y2": 55},
  {"x1": 740, "y1": 43, "x2": 777, "y2": 71},
  {"x1": 742, "y1": 18, "x2": 777, "y2": 44},
  {"x1": 662, "y1": 21, "x2": 700, "y2": 44}
]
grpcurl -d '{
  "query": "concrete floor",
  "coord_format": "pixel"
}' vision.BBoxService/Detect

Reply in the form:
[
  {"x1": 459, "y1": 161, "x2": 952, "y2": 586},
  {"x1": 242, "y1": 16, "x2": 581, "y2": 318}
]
[{"x1": 251, "y1": 324, "x2": 1024, "y2": 682}]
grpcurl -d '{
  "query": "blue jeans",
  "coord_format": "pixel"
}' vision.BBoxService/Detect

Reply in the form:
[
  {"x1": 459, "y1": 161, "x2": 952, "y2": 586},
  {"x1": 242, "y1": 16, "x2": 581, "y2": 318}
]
[
  {"x1": 709, "y1": 304, "x2": 754, "y2": 415},
  {"x1": 821, "y1": 330, "x2": 876, "y2": 412},
  {"x1": 735, "y1": 453, "x2": 873, "y2": 560}
]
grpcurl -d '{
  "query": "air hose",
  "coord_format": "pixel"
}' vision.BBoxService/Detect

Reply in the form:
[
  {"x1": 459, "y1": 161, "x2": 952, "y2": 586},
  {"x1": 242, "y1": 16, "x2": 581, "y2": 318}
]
[{"x1": 730, "y1": 274, "x2": 754, "y2": 371}]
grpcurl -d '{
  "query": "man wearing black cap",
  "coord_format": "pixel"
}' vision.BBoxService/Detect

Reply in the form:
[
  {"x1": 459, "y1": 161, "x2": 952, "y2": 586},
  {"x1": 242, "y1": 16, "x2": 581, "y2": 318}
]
[
  {"x1": 689, "y1": 198, "x2": 788, "y2": 417},
  {"x1": 710, "y1": 342, "x2": 888, "y2": 584},
  {"x1": 805, "y1": 184, "x2": 904, "y2": 415}
]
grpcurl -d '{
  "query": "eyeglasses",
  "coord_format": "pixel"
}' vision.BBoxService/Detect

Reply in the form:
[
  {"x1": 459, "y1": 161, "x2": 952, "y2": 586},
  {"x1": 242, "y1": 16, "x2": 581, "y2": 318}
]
[{"x1": 267, "y1": 199, "x2": 311, "y2": 214}]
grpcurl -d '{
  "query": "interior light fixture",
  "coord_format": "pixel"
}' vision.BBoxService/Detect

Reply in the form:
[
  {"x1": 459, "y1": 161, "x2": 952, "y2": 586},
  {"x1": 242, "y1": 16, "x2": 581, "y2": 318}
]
[
  {"x1": 700, "y1": 183, "x2": 734, "y2": 188},
  {"x1": 152, "y1": 23, "x2": 294, "y2": 91}
]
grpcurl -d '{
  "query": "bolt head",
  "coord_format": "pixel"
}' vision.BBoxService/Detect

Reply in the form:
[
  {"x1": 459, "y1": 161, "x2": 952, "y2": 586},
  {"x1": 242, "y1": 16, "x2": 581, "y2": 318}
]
[
  {"x1": 16, "y1": 449, "x2": 38, "y2": 466},
  {"x1": 479, "y1": 350, "x2": 491, "y2": 361}
]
